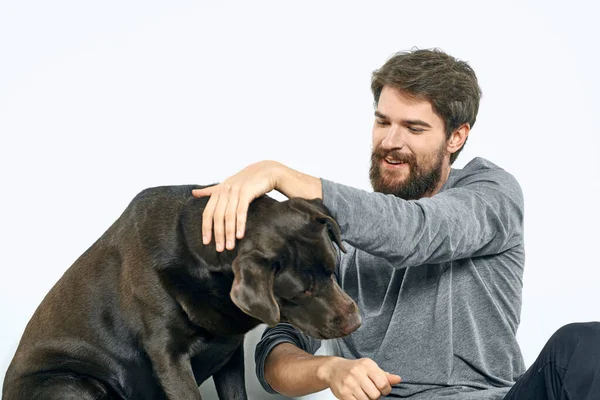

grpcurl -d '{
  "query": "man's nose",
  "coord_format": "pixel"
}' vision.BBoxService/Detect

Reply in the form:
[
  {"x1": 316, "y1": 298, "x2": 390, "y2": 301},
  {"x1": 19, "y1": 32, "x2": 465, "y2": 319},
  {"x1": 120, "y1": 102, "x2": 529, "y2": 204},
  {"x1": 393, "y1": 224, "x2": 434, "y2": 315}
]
[{"x1": 380, "y1": 124, "x2": 406, "y2": 149}]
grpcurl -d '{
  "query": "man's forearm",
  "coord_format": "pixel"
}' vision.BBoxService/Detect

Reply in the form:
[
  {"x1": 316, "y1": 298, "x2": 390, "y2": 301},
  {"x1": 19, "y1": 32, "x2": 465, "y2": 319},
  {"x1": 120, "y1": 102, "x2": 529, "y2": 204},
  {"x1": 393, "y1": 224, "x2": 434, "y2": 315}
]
[
  {"x1": 272, "y1": 162, "x2": 323, "y2": 200},
  {"x1": 264, "y1": 342, "x2": 337, "y2": 397}
]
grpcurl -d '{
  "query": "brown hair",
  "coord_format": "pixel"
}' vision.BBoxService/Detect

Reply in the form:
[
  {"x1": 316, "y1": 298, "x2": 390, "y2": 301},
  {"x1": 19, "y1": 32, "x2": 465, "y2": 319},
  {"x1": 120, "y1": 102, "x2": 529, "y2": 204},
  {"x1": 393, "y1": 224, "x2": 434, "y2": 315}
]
[{"x1": 371, "y1": 48, "x2": 482, "y2": 164}]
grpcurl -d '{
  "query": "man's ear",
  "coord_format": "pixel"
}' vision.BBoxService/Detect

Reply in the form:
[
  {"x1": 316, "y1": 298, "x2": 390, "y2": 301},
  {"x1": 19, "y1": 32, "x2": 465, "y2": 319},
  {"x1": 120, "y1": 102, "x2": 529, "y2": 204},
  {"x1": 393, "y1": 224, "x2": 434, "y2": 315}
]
[
  {"x1": 447, "y1": 123, "x2": 470, "y2": 155},
  {"x1": 230, "y1": 250, "x2": 280, "y2": 327}
]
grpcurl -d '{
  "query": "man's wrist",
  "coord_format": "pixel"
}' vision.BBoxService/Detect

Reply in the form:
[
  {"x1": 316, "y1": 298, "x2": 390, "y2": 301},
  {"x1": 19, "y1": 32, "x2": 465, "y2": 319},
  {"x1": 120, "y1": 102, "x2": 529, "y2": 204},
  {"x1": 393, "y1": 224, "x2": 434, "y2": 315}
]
[
  {"x1": 267, "y1": 160, "x2": 286, "y2": 189},
  {"x1": 272, "y1": 162, "x2": 322, "y2": 200},
  {"x1": 316, "y1": 356, "x2": 341, "y2": 387}
]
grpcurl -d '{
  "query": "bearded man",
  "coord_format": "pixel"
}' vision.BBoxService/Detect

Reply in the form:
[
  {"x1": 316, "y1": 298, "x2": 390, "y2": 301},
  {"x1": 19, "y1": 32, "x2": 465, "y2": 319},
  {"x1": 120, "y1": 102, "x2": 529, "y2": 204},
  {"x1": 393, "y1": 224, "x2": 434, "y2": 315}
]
[{"x1": 193, "y1": 49, "x2": 600, "y2": 400}]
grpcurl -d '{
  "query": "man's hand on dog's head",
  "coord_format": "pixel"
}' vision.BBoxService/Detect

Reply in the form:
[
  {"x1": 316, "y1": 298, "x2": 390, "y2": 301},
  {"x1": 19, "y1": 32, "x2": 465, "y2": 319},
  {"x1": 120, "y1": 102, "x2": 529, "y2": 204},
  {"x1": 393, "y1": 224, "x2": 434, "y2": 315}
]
[
  {"x1": 192, "y1": 160, "x2": 281, "y2": 252},
  {"x1": 193, "y1": 159, "x2": 324, "y2": 253}
]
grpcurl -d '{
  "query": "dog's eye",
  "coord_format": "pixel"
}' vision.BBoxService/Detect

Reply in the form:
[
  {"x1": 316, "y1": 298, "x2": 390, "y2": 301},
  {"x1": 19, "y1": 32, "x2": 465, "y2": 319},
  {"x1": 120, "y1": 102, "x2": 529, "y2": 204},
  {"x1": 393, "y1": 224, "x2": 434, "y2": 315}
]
[
  {"x1": 285, "y1": 282, "x2": 315, "y2": 305},
  {"x1": 302, "y1": 280, "x2": 316, "y2": 297}
]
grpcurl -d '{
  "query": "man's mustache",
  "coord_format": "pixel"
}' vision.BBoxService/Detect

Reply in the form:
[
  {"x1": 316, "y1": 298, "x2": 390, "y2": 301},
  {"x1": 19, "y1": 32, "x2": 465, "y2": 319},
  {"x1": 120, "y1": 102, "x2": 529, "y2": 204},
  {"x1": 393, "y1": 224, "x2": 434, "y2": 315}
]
[{"x1": 372, "y1": 148, "x2": 416, "y2": 165}]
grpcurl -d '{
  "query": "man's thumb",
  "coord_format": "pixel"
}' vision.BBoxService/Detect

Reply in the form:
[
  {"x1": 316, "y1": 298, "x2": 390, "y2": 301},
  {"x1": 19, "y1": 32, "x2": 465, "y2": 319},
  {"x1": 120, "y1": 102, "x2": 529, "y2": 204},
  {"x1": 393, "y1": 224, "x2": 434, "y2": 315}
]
[{"x1": 386, "y1": 372, "x2": 402, "y2": 385}]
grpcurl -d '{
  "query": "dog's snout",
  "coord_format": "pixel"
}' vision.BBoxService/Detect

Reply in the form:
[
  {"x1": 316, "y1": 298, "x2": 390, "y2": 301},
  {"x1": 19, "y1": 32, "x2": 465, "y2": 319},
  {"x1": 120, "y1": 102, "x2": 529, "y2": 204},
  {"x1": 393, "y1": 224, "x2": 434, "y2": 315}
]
[
  {"x1": 342, "y1": 312, "x2": 362, "y2": 335},
  {"x1": 334, "y1": 300, "x2": 361, "y2": 336}
]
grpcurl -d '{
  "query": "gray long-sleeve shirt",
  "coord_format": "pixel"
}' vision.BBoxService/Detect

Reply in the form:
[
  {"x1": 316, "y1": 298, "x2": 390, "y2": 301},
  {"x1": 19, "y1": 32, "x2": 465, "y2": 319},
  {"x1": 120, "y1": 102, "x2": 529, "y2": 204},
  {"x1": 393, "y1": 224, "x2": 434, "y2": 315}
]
[{"x1": 255, "y1": 157, "x2": 526, "y2": 399}]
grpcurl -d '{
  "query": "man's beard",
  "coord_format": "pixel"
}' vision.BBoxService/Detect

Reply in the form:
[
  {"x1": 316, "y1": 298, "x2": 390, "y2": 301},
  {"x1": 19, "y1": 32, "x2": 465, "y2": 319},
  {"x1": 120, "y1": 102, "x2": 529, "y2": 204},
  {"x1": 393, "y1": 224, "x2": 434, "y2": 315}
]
[{"x1": 369, "y1": 145, "x2": 446, "y2": 200}]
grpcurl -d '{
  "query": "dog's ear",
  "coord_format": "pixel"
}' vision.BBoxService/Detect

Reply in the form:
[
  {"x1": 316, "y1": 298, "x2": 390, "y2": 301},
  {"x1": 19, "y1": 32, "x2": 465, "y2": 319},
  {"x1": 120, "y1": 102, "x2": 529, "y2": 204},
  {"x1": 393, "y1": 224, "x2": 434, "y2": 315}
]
[
  {"x1": 290, "y1": 198, "x2": 347, "y2": 253},
  {"x1": 315, "y1": 213, "x2": 346, "y2": 253},
  {"x1": 230, "y1": 250, "x2": 280, "y2": 327}
]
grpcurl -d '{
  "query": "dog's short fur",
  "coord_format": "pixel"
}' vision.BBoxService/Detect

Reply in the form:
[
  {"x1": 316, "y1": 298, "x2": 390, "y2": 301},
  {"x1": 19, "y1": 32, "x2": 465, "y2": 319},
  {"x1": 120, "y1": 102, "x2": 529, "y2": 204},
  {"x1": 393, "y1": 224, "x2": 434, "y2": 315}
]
[{"x1": 3, "y1": 185, "x2": 361, "y2": 400}]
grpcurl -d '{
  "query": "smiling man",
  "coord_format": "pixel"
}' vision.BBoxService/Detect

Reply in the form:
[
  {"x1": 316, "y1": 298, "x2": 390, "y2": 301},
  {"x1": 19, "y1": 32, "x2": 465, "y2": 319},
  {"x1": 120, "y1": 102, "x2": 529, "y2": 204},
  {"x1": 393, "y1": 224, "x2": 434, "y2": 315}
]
[
  {"x1": 193, "y1": 49, "x2": 600, "y2": 399},
  {"x1": 369, "y1": 88, "x2": 459, "y2": 200}
]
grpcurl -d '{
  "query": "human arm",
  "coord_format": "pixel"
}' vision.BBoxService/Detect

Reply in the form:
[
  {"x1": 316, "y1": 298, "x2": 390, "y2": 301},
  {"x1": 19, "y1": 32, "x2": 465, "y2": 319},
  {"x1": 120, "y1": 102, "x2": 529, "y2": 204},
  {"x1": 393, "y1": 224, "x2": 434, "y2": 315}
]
[
  {"x1": 255, "y1": 323, "x2": 401, "y2": 399},
  {"x1": 194, "y1": 158, "x2": 523, "y2": 267},
  {"x1": 319, "y1": 159, "x2": 524, "y2": 267}
]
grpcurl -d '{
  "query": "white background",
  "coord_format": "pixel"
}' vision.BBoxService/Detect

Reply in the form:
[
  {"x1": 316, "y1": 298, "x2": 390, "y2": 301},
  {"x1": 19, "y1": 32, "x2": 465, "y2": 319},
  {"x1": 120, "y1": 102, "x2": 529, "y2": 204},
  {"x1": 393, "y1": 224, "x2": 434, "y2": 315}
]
[{"x1": 1, "y1": 1, "x2": 599, "y2": 399}]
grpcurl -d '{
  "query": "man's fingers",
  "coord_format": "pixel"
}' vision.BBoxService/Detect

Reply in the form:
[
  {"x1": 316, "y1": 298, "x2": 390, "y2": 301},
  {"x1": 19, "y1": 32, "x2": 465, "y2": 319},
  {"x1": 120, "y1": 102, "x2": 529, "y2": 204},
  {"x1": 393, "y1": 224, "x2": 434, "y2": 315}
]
[
  {"x1": 352, "y1": 393, "x2": 368, "y2": 400},
  {"x1": 192, "y1": 186, "x2": 214, "y2": 198},
  {"x1": 346, "y1": 364, "x2": 381, "y2": 400},
  {"x1": 201, "y1": 194, "x2": 219, "y2": 245},
  {"x1": 358, "y1": 375, "x2": 384, "y2": 400},
  {"x1": 342, "y1": 382, "x2": 368, "y2": 400},
  {"x1": 368, "y1": 370, "x2": 392, "y2": 396},
  {"x1": 235, "y1": 191, "x2": 254, "y2": 240},
  {"x1": 224, "y1": 186, "x2": 240, "y2": 250},
  {"x1": 212, "y1": 192, "x2": 230, "y2": 252}
]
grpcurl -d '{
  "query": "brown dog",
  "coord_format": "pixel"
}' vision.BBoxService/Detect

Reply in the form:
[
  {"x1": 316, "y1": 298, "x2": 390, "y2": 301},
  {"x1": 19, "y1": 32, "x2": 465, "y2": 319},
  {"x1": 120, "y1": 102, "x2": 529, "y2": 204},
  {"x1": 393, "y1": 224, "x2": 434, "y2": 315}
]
[{"x1": 2, "y1": 185, "x2": 361, "y2": 400}]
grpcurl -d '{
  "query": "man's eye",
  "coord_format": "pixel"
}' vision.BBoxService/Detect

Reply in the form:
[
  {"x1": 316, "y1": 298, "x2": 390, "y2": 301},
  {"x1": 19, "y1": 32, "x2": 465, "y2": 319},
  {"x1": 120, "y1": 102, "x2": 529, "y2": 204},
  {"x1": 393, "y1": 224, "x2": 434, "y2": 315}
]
[
  {"x1": 376, "y1": 119, "x2": 390, "y2": 126},
  {"x1": 408, "y1": 126, "x2": 424, "y2": 133}
]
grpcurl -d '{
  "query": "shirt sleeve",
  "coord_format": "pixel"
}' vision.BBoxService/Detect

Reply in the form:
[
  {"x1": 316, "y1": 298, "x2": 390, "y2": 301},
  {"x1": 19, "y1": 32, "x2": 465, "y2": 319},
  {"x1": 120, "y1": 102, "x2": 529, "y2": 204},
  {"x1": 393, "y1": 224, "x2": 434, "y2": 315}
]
[
  {"x1": 320, "y1": 162, "x2": 524, "y2": 268},
  {"x1": 254, "y1": 322, "x2": 322, "y2": 394}
]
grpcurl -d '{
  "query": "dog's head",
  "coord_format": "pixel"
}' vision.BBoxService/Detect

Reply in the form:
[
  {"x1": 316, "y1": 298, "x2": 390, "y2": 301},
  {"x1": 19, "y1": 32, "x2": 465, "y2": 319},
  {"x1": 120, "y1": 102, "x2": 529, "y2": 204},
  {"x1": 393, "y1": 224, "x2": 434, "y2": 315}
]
[{"x1": 230, "y1": 198, "x2": 361, "y2": 339}]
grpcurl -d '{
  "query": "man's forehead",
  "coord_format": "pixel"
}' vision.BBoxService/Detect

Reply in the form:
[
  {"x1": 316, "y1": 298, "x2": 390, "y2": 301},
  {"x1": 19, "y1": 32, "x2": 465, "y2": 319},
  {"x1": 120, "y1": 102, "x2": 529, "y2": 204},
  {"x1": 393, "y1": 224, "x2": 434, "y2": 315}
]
[
  {"x1": 376, "y1": 86, "x2": 443, "y2": 129},
  {"x1": 378, "y1": 87, "x2": 435, "y2": 113}
]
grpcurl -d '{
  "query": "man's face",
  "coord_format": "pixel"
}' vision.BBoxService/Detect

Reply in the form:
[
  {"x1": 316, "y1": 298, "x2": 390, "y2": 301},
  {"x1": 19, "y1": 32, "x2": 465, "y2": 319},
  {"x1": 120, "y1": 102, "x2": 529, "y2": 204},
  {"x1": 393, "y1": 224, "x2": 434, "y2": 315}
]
[{"x1": 370, "y1": 86, "x2": 450, "y2": 200}]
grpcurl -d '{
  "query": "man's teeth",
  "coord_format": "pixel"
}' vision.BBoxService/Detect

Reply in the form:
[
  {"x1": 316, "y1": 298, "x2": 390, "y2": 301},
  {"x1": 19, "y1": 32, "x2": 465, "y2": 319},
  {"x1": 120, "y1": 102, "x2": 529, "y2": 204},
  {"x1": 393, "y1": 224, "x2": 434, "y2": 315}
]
[{"x1": 385, "y1": 158, "x2": 405, "y2": 164}]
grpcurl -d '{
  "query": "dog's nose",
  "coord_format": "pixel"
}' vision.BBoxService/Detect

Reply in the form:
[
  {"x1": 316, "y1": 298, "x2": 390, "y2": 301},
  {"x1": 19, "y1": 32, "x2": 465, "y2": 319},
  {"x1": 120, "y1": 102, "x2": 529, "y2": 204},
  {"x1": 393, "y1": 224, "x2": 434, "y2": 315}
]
[{"x1": 342, "y1": 313, "x2": 362, "y2": 335}]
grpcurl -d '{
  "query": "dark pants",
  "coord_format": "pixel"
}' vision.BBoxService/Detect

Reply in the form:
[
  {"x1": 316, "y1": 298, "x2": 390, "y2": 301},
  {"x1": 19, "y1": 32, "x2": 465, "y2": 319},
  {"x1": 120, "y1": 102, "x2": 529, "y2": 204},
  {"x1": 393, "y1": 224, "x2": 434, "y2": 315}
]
[{"x1": 504, "y1": 322, "x2": 600, "y2": 400}]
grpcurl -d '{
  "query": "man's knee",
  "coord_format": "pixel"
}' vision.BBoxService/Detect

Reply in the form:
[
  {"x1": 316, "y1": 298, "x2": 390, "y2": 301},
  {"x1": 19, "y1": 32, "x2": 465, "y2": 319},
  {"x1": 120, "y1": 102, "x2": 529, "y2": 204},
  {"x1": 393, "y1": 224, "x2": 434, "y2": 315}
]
[{"x1": 553, "y1": 321, "x2": 600, "y2": 340}]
